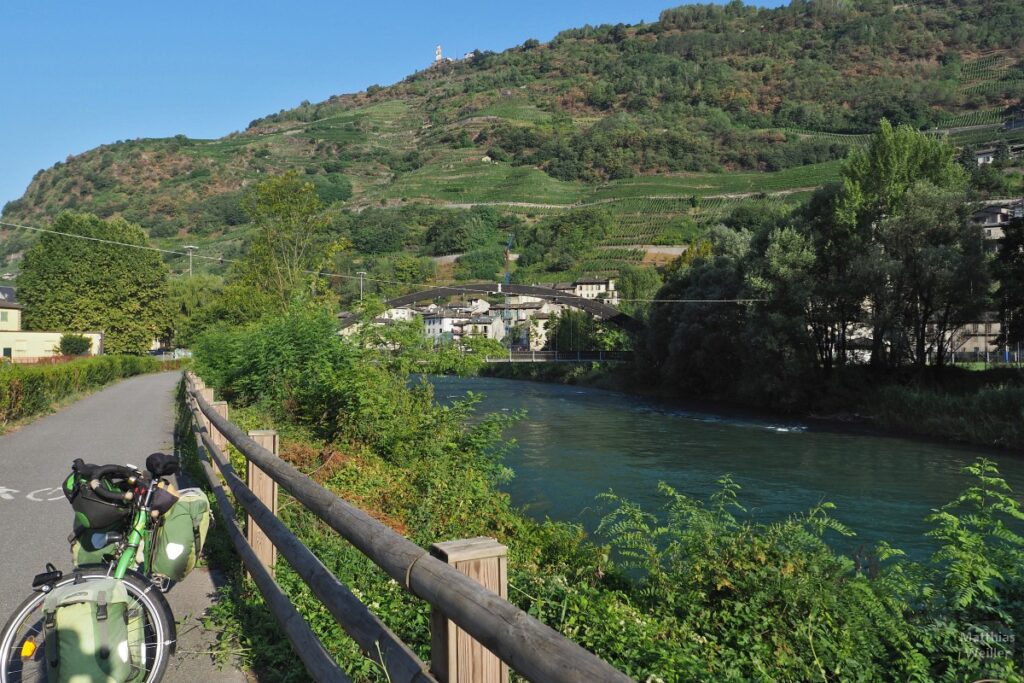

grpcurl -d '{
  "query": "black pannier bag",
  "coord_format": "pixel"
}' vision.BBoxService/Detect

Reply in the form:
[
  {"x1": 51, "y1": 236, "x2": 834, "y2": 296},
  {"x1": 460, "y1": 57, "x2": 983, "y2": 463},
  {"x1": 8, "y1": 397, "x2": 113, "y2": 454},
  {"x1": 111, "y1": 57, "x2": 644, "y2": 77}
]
[{"x1": 62, "y1": 459, "x2": 133, "y2": 530}]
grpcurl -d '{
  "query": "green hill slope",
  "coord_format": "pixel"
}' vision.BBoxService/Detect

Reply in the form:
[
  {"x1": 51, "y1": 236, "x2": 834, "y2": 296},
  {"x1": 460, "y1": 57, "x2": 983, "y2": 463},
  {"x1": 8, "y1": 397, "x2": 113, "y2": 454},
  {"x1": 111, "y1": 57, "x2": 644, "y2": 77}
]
[{"x1": 2, "y1": 0, "x2": 1023, "y2": 279}]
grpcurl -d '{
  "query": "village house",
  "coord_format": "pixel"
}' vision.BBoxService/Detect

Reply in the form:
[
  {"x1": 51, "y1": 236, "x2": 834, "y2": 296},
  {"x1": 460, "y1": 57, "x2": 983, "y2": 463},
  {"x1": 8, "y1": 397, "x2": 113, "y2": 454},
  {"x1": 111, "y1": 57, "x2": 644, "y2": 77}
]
[
  {"x1": 948, "y1": 314, "x2": 1004, "y2": 360},
  {"x1": 453, "y1": 315, "x2": 505, "y2": 342},
  {"x1": 382, "y1": 306, "x2": 419, "y2": 322},
  {"x1": 971, "y1": 200, "x2": 1024, "y2": 247},
  {"x1": 448, "y1": 298, "x2": 491, "y2": 316},
  {"x1": 573, "y1": 277, "x2": 619, "y2": 305},
  {"x1": 534, "y1": 277, "x2": 619, "y2": 306},
  {"x1": 489, "y1": 300, "x2": 561, "y2": 350},
  {"x1": 0, "y1": 288, "x2": 103, "y2": 361},
  {"x1": 423, "y1": 308, "x2": 462, "y2": 343},
  {"x1": 974, "y1": 148, "x2": 996, "y2": 166}
]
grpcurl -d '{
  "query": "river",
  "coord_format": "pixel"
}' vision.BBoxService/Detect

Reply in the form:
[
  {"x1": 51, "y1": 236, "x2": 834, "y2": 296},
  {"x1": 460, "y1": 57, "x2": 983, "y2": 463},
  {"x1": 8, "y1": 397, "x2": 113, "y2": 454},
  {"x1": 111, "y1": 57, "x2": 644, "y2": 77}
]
[{"x1": 430, "y1": 375, "x2": 1024, "y2": 561}]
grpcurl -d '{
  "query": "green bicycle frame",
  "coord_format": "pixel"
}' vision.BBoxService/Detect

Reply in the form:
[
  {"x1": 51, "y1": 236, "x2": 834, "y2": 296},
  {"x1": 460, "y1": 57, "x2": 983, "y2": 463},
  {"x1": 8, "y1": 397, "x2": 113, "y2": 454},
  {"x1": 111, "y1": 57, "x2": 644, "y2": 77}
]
[{"x1": 113, "y1": 506, "x2": 152, "y2": 579}]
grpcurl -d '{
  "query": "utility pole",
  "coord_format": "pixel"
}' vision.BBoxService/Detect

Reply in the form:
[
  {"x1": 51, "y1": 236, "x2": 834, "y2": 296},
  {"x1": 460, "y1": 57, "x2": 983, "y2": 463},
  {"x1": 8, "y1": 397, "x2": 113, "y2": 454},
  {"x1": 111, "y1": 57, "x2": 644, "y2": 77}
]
[
  {"x1": 356, "y1": 271, "x2": 367, "y2": 301},
  {"x1": 183, "y1": 245, "x2": 198, "y2": 277}
]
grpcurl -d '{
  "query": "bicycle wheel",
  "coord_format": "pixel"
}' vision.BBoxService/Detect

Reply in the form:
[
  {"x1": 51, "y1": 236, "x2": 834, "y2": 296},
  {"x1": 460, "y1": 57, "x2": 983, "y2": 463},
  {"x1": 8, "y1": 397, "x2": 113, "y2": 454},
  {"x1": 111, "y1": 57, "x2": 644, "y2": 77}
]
[{"x1": 0, "y1": 568, "x2": 176, "y2": 683}]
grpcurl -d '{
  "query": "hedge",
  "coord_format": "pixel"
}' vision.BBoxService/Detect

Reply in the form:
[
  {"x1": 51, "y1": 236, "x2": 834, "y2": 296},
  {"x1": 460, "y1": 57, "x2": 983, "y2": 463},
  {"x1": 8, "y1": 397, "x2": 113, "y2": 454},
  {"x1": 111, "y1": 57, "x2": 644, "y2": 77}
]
[{"x1": 0, "y1": 355, "x2": 161, "y2": 427}]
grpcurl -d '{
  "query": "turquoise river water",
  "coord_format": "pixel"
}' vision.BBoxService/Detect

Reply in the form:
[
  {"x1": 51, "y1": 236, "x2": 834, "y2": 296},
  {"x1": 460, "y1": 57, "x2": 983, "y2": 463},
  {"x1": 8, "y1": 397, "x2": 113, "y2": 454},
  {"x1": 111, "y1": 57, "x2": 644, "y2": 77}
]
[{"x1": 430, "y1": 375, "x2": 1024, "y2": 561}]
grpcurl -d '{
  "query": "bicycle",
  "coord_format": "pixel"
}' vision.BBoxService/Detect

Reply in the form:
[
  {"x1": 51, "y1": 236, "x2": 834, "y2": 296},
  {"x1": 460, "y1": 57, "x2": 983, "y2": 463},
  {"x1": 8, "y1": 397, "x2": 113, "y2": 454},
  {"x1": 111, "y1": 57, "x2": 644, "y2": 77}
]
[{"x1": 0, "y1": 458, "x2": 181, "y2": 683}]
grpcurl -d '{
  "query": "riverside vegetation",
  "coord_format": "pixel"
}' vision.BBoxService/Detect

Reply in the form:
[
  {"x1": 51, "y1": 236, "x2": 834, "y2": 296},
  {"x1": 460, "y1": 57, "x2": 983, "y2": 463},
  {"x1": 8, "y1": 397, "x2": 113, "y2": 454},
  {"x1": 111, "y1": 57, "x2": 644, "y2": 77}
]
[
  {"x1": 478, "y1": 121, "x2": 1024, "y2": 450},
  {"x1": 186, "y1": 303, "x2": 1024, "y2": 682}
]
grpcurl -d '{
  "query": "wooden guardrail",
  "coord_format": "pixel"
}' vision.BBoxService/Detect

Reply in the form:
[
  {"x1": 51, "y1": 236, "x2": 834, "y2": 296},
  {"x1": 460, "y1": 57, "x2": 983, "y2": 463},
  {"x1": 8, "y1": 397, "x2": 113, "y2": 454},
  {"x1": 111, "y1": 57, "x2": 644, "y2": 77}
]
[{"x1": 183, "y1": 372, "x2": 634, "y2": 683}]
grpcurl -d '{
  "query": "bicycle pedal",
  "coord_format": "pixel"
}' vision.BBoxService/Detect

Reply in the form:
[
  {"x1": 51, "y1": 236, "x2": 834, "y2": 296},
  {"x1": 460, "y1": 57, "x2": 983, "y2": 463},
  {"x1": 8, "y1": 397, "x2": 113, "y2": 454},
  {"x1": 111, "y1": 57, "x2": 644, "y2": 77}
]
[{"x1": 155, "y1": 575, "x2": 172, "y2": 593}]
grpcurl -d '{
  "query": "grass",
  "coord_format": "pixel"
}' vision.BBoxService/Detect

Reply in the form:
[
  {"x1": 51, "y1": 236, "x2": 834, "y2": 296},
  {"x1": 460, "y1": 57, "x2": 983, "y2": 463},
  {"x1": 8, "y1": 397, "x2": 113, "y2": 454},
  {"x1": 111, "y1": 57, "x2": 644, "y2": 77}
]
[
  {"x1": 380, "y1": 156, "x2": 842, "y2": 211},
  {"x1": 471, "y1": 99, "x2": 550, "y2": 122},
  {"x1": 382, "y1": 149, "x2": 583, "y2": 204}
]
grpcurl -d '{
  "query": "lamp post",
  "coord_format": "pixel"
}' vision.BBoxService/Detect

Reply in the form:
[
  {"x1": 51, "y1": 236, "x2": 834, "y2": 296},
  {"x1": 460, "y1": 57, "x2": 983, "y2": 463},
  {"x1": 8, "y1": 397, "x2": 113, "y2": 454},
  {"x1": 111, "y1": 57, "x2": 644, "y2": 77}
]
[
  {"x1": 183, "y1": 245, "x2": 198, "y2": 277},
  {"x1": 356, "y1": 271, "x2": 367, "y2": 301}
]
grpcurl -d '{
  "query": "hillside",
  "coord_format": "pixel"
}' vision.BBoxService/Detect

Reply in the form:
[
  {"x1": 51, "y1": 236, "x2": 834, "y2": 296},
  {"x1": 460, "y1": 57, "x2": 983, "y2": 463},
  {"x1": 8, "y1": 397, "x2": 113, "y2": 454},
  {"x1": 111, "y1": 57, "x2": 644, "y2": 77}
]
[{"x1": 2, "y1": 0, "x2": 1023, "y2": 283}]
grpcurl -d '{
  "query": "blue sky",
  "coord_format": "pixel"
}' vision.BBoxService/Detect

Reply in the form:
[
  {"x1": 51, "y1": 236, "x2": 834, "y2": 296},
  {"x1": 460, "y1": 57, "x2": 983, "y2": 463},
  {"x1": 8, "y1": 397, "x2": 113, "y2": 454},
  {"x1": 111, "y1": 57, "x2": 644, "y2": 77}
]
[{"x1": 0, "y1": 0, "x2": 782, "y2": 209}]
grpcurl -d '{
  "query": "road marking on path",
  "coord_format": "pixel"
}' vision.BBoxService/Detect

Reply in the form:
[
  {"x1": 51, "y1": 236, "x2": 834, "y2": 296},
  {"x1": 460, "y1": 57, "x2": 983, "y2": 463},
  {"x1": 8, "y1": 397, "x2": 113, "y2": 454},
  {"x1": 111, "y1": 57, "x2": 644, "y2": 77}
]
[
  {"x1": 0, "y1": 486, "x2": 65, "y2": 501},
  {"x1": 28, "y1": 487, "x2": 65, "y2": 502}
]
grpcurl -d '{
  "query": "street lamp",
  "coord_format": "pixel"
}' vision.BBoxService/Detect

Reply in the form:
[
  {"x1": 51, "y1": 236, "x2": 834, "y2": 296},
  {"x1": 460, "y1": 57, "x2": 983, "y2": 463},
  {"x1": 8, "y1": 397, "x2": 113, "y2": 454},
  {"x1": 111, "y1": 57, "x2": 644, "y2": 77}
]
[
  {"x1": 356, "y1": 271, "x2": 367, "y2": 301},
  {"x1": 183, "y1": 245, "x2": 198, "y2": 277}
]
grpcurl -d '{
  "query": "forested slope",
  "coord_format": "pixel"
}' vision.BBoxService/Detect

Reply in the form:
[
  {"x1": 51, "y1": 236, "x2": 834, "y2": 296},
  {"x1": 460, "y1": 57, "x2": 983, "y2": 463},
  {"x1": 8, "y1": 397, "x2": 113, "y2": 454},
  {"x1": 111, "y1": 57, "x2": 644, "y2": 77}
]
[{"x1": 2, "y1": 0, "x2": 1022, "y2": 280}]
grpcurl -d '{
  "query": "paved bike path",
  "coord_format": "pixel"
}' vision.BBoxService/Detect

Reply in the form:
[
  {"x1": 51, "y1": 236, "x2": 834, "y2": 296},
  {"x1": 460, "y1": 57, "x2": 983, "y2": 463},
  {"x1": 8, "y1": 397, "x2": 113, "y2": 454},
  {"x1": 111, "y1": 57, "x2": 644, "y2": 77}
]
[{"x1": 0, "y1": 371, "x2": 246, "y2": 682}]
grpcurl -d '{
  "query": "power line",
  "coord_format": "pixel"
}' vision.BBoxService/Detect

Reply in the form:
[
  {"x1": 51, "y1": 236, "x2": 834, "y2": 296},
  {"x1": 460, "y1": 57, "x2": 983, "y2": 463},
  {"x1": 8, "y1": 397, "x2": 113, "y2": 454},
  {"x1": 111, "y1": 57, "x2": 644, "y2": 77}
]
[
  {"x1": 0, "y1": 219, "x2": 763, "y2": 304},
  {"x1": 0, "y1": 219, "x2": 386, "y2": 285}
]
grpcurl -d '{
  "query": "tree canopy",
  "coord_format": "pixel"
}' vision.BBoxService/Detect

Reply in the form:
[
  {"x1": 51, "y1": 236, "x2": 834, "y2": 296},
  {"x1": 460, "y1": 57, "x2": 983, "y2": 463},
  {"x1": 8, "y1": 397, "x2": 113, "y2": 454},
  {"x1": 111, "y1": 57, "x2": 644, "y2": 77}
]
[
  {"x1": 18, "y1": 211, "x2": 170, "y2": 354},
  {"x1": 238, "y1": 171, "x2": 342, "y2": 309}
]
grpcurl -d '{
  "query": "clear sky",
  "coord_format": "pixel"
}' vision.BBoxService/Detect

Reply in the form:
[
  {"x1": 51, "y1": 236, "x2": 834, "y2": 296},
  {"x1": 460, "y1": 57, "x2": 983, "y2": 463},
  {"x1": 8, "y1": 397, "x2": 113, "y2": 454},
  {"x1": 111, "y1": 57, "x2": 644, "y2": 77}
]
[{"x1": 0, "y1": 0, "x2": 782, "y2": 210}]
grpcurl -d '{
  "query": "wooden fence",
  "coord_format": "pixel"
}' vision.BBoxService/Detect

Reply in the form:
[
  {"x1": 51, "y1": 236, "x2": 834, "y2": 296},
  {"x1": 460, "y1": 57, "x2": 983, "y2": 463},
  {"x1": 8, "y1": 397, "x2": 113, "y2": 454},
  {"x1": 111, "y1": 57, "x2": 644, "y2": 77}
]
[{"x1": 182, "y1": 372, "x2": 634, "y2": 683}]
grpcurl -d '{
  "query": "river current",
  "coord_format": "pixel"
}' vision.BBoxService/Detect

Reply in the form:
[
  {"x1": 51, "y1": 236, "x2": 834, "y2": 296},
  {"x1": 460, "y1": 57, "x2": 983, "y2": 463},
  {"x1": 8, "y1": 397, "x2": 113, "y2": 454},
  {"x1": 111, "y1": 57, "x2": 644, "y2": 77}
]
[{"x1": 429, "y1": 375, "x2": 1024, "y2": 561}]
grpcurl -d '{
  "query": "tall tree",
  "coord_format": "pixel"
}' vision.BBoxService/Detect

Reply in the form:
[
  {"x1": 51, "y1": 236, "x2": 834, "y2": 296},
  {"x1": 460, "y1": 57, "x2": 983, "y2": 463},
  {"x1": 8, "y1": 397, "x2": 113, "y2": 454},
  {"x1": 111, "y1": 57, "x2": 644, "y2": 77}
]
[
  {"x1": 18, "y1": 211, "x2": 170, "y2": 354},
  {"x1": 548, "y1": 309, "x2": 599, "y2": 352},
  {"x1": 239, "y1": 171, "x2": 338, "y2": 309},
  {"x1": 875, "y1": 181, "x2": 987, "y2": 366},
  {"x1": 833, "y1": 119, "x2": 970, "y2": 366}
]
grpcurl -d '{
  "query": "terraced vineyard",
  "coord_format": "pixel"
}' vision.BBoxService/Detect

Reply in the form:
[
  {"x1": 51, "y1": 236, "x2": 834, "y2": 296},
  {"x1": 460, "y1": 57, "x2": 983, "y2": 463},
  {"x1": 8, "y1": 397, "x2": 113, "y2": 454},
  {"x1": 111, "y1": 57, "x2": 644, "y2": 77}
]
[
  {"x1": 4, "y1": 0, "x2": 1023, "y2": 287},
  {"x1": 938, "y1": 110, "x2": 1006, "y2": 128}
]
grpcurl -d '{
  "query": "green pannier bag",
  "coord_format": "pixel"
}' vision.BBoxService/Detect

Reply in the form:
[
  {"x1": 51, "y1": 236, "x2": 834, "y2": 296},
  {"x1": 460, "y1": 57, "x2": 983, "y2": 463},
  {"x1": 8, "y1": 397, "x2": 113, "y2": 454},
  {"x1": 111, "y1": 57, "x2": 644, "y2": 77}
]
[
  {"x1": 151, "y1": 488, "x2": 210, "y2": 582},
  {"x1": 42, "y1": 578, "x2": 142, "y2": 683},
  {"x1": 71, "y1": 526, "x2": 121, "y2": 567},
  {"x1": 125, "y1": 600, "x2": 147, "y2": 683}
]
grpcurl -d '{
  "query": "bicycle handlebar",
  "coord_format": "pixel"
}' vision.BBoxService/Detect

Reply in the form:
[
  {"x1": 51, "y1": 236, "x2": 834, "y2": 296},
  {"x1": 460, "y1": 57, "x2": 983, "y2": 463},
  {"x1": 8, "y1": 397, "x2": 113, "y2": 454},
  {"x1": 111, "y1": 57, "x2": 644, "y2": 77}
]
[{"x1": 87, "y1": 464, "x2": 139, "y2": 503}]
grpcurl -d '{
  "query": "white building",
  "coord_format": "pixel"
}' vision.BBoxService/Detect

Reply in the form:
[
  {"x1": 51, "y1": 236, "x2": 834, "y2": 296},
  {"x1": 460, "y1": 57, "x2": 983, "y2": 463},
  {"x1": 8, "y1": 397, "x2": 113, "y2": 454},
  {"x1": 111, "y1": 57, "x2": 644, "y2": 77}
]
[
  {"x1": 449, "y1": 299, "x2": 491, "y2": 316},
  {"x1": 536, "y1": 278, "x2": 619, "y2": 306},
  {"x1": 383, "y1": 306, "x2": 419, "y2": 322},
  {"x1": 489, "y1": 301, "x2": 563, "y2": 350},
  {"x1": 423, "y1": 308, "x2": 462, "y2": 342},
  {"x1": 972, "y1": 201, "x2": 1024, "y2": 246},
  {"x1": 454, "y1": 315, "x2": 506, "y2": 342},
  {"x1": 572, "y1": 277, "x2": 619, "y2": 305}
]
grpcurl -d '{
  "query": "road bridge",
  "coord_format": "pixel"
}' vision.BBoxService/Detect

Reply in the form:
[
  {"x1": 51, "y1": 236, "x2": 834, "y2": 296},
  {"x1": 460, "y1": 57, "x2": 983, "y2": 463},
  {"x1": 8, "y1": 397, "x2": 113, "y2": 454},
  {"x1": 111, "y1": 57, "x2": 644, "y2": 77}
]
[
  {"x1": 341, "y1": 283, "x2": 645, "y2": 333},
  {"x1": 485, "y1": 350, "x2": 633, "y2": 363}
]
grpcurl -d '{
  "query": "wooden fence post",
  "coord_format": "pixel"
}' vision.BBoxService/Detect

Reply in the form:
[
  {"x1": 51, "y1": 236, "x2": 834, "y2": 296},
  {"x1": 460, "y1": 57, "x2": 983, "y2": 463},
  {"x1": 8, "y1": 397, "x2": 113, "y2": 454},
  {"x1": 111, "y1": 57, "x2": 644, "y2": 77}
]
[
  {"x1": 430, "y1": 538, "x2": 508, "y2": 683},
  {"x1": 247, "y1": 430, "x2": 279, "y2": 577},
  {"x1": 210, "y1": 401, "x2": 229, "y2": 451},
  {"x1": 198, "y1": 388, "x2": 215, "y2": 433}
]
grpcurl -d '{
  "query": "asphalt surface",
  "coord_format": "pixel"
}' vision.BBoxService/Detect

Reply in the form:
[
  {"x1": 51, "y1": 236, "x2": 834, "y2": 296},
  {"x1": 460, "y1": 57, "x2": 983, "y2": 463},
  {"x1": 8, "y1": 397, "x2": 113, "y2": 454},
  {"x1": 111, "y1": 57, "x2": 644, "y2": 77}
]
[{"x1": 0, "y1": 371, "x2": 247, "y2": 683}]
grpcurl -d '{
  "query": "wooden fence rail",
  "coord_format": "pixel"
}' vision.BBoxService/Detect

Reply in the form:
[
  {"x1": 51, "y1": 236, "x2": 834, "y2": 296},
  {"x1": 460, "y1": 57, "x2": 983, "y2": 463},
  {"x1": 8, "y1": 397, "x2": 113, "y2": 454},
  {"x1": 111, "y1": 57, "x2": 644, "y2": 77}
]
[
  {"x1": 183, "y1": 372, "x2": 633, "y2": 683},
  {"x1": 184, "y1": 380, "x2": 351, "y2": 682}
]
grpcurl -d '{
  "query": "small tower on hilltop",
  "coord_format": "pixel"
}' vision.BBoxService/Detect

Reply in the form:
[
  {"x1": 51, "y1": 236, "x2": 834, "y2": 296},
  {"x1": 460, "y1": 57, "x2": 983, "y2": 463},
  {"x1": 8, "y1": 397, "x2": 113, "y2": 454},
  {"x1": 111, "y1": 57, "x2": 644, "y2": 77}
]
[{"x1": 435, "y1": 45, "x2": 442, "y2": 65}]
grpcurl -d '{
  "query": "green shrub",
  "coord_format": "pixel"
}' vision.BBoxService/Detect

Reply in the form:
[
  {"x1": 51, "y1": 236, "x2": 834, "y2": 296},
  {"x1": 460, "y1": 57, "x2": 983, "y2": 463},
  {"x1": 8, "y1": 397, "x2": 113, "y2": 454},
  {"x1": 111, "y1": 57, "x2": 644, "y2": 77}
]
[
  {"x1": 0, "y1": 355, "x2": 160, "y2": 427},
  {"x1": 58, "y1": 333, "x2": 92, "y2": 356}
]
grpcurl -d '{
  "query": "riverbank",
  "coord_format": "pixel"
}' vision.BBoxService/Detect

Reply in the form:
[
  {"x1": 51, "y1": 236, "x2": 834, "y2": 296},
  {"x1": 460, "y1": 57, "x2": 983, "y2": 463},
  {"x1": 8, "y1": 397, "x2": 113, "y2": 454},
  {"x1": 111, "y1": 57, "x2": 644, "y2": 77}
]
[
  {"x1": 190, "y1": 304, "x2": 1024, "y2": 681},
  {"x1": 480, "y1": 362, "x2": 1024, "y2": 451}
]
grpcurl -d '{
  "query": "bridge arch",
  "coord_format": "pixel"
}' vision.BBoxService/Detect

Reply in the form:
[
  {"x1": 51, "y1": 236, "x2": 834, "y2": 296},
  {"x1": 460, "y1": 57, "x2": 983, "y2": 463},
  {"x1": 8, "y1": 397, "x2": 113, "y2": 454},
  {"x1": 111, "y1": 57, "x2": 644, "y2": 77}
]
[{"x1": 340, "y1": 283, "x2": 644, "y2": 333}]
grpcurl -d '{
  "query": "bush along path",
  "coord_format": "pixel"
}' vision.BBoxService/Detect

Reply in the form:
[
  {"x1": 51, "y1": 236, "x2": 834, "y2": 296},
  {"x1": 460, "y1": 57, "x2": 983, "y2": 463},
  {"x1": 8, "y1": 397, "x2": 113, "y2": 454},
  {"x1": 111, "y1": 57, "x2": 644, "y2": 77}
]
[
  {"x1": 190, "y1": 304, "x2": 1024, "y2": 682},
  {"x1": 0, "y1": 355, "x2": 164, "y2": 431}
]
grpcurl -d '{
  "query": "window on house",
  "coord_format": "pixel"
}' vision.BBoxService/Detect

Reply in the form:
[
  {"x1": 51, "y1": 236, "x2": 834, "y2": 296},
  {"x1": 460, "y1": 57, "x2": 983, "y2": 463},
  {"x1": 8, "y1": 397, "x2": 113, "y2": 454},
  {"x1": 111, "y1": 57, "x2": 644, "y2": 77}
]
[
  {"x1": 0, "y1": 311, "x2": 7, "y2": 323},
  {"x1": 1, "y1": 347, "x2": 10, "y2": 358}
]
